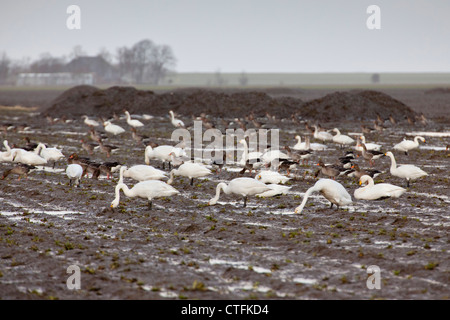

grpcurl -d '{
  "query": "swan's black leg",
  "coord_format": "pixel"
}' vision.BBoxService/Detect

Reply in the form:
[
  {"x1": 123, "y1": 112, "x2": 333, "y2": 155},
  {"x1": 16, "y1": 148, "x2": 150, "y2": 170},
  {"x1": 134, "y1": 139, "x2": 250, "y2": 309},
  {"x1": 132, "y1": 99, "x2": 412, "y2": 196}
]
[
  {"x1": 406, "y1": 179, "x2": 410, "y2": 188},
  {"x1": 148, "y1": 201, "x2": 153, "y2": 210},
  {"x1": 190, "y1": 178, "x2": 194, "y2": 186},
  {"x1": 330, "y1": 202, "x2": 333, "y2": 209},
  {"x1": 243, "y1": 196, "x2": 247, "y2": 207}
]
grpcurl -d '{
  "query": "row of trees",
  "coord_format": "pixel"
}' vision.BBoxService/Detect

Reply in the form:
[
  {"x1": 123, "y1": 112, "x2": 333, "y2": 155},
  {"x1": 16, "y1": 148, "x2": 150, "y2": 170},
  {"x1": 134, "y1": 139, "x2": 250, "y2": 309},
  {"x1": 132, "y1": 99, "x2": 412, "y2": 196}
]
[{"x1": 0, "y1": 39, "x2": 176, "y2": 85}]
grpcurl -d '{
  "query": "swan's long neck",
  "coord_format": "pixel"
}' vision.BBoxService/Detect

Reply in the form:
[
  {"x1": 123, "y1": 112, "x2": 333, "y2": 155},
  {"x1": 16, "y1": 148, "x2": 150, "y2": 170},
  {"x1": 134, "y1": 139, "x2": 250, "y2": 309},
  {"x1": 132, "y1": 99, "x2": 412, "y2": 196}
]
[
  {"x1": 119, "y1": 167, "x2": 126, "y2": 183},
  {"x1": 305, "y1": 136, "x2": 310, "y2": 149},
  {"x1": 241, "y1": 141, "x2": 248, "y2": 161},
  {"x1": 210, "y1": 183, "x2": 227, "y2": 204},
  {"x1": 388, "y1": 153, "x2": 397, "y2": 170},
  {"x1": 144, "y1": 147, "x2": 152, "y2": 164},
  {"x1": 167, "y1": 169, "x2": 176, "y2": 184},
  {"x1": 295, "y1": 186, "x2": 317, "y2": 214},
  {"x1": 117, "y1": 183, "x2": 134, "y2": 198},
  {"x1": 296, "y1": 136, "x2": 301, "y2": 144},
  {"x1": 35, "y1": 143, "x2": 44, "y2": 155},
  {"x1": 170, "y1": 111, "x2": 175, "y2": 121},
  {"x1": 4, "y1": 140, "x2": 11, "y2": 152}
]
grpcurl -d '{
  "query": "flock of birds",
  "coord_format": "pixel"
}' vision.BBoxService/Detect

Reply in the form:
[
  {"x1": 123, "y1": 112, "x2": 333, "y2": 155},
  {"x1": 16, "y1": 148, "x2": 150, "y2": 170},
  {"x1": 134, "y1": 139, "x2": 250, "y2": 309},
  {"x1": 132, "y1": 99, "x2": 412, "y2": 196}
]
[{"x1": 0, "y1": 107, "x2": 440, "y2": 214}]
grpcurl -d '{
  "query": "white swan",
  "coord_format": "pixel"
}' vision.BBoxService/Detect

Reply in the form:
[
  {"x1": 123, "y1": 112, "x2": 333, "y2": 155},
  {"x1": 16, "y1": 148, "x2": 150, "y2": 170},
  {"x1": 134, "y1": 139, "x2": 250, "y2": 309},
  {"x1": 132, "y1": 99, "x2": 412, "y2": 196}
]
[
  {"x1": 66, "y1": 164, "x2": 83, "y2": 187},
  {"x1": 121, "y1": 165, "x2": 167, "y2": 182},
  {"x1": 103, "y1": 121, "x2": 126, "y2": 135},
  {"x1": 82, "y1": 115, "x2": 100, "y2": 127},
  {"x1": 11, "y1": 149, "x2": 47, "y2": 166},
  {"x1": 355, "y1": 136, "x2": 382, "y2": 152},
  {"x1": 313, "y1": 125, "x2": 333, "y2": 142},
  {"x1": 124, "y1": 111, "x2": 144, "y2": 128},
  {"x1": 208, "y1": 177, "x2": 271, "y2": 207},
  {"x1": 167, "y1": 161, "x2": 212, "y2": 186},
  {"x1": 0, "y1": 140, "x2": 21, "y2": 162},
  {"x1": 332, "y1": 128, "x2": 355, "y2": 147},
  {"x1": 354, "y1": 175, "x2": 406, "y2": 200},
  {"x1": 256, "y1": 184, "x2": 291, "y2": 197},
  {"x1": 111, "y1": 179, "x2": 179, "y2": 210},
  {"x1": 169, "y1": 110, "x2": 185, "y2": 128},
  {"x1": 261, "y1": 149, "x2": 290, "y2": 165},
  {"x1": 293, "y1": 135, "x2": 327, "y2": 151},
  {"x1": 393, "y1": 136, "x2": 426, "y2": 155},
  {"x1": 239, "y1": 139, "x2": 263, "y2": 167},
  {"x1": 384, "y1": 151, "x2": 427, "y2": 187},
  {"x1": 255, "y1": 170, "x2": 291, "y2": 184},
  {"x1": 36, "y1": 143, "x2": 65, "y2": 168},
  {"x1": 145, "y1": 145, "x2": 177, "y2": 169},
  {"x1": 294, "y1": 179, "x2": 352, "y2": 214}
]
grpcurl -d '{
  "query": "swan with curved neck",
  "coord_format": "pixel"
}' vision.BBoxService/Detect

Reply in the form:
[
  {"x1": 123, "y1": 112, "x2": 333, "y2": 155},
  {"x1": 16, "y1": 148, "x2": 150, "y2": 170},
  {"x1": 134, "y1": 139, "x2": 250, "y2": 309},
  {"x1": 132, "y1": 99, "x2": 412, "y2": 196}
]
[
  {"x1": 354, "y1": 175, "x2": 406, "y2": 200},
  {"x1": 393, "y1": 136, "x2": 426, "y2": 155},
  {"x1": 36, "y1": 143, "x2": 64, "y2": 169},
  {"x1": 208, "y1": 177, "x2": 271, "y2": 207},
  {"x1": 239, "y1": 139, "x2": 263, "y2": 167},
  {"x1": 293, "y1": 135, "x2": 327, "y2": 151},
  {"x1": 122, "y1": 164, "x2": 167, "y2": 181},
  {"x1": 313, "y1": 125, "x2": 333, "y2": 142},
  {"x1": 111, "y1": 166, "x2": 179, "y2": 210},
  {"x1": 384, "y1": 151, "x2": 427, "y2": 187},
  {"x1": 169, "y1": 110, "x2": 185, "y2": 128},
  {"x1": 167, "y1": 161, "x2": 211, "y2": 186},
  {"x1": 332, "y1": 128, "x2": 355, "y2": 147},
  {"x1": 124, "y1": 111, "x2": 144, "y2": 128},
  {"x1": 11, "y1": 148, "x2": 47, "y2": 166},
  {"x1": 294, "y1": 179, "x2": 352, "y2": 214},
  {"x1": 103, "y1": 120, "x2": 126, "y2": 135},
  {"x1": 145, "y1": 145, "x2": 176, "y2": 169}
]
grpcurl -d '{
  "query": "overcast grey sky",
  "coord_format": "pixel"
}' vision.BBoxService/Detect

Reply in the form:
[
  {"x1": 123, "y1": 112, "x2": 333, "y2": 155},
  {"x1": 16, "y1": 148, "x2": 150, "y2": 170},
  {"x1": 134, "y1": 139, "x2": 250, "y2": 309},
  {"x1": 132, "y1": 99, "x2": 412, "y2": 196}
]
[{"x1": 1, "y1": 0, "x2": 449, "y2": 73}]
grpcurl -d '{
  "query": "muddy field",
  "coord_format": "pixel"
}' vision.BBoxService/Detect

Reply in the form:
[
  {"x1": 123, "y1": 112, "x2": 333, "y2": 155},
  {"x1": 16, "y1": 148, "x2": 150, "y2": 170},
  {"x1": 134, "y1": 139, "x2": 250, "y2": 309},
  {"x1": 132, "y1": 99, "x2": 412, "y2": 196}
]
[{"x1": 0, "y1": 87, "x2": 449, "y2": 300}]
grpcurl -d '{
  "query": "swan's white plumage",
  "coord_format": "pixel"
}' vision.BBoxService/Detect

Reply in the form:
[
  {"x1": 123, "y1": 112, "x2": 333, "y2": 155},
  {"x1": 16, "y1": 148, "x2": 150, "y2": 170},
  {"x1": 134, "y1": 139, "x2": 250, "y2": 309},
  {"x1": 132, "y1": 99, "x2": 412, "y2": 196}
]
[
  {"x1": 124, "y1": 111, "x2": 144, "y2": 128},
  {"x1": 384, "y1": 151, "x2": 427, "y2": 186},
  {"x1": 104, "y1": 121, "x2": 126, "y2": 135},
  {"x1": 256, "y1": 184, "x2": 291, "y2": 197},
  {"x1": 66, "y1": 164, "x2": 83, "y2": 187},
  {"x1": 313, "y1": 125, "x2": 333, "y2": 142},
  {"x1": 122, "y1": 165, "x2": 167, "y2": 181},
  {"x1": 294, "y1": 179, "x2": 352, "y2": 214},
  {"x1": 354, "y1": 175, "x2": 406, "y2": 200},
  {"x1": 208, "y1": 177, "x2": 271, "y2": 206},
  {"x1": 169, "y1": 110, "x2": 185, "y2": 128},
  {"x1": 167, "y1": 162, "x2": 212, "y2": 185},
  {"x1": 255, "y1": 170, "x2": 291, "y2": 184},
  {"x1": 393, "y1": 136, "x2": 425, "y2": 153},
  {"x1": 293, "y1": 135, "x2": 327, "y2": 151},
  {"x1": 332, "y1": 128, "x2": 355, "y2": 146}
]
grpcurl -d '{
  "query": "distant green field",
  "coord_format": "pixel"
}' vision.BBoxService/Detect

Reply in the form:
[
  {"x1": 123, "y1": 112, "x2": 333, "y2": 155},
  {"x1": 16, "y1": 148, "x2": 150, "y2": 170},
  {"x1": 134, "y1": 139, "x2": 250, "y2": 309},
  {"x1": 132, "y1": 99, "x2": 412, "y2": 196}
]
[
  {"x1": 161, "y1": 72, "x2": 450, "y2": 88},
  {"x1": 1, "y1": 72, "x2": 449, "y2": 92}
]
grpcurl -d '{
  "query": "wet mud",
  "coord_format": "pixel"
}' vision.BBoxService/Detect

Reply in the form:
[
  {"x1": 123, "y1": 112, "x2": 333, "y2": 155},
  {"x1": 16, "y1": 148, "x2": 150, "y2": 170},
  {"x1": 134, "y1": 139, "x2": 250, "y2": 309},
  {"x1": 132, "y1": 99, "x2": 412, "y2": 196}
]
[{"x1": 0, "y1": 87, "x2": 449, "y2": 300}]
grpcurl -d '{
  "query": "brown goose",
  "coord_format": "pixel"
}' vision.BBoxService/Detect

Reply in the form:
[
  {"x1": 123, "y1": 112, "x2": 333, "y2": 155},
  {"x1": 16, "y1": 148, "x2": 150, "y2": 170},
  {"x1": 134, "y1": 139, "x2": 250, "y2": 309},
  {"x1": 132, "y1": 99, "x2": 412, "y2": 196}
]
[
  {"x1": 348, "y1": 163, "x2": 381, "y2": 180},
  {"x1": 98, "y1": 139, "x2": 118, "y2": 158},
  {"x1": 359, "y1": 143, "x2": 384, "y2": 166},
  {"x1": 1, "y1": 164, "x2": 36, "y2": 180},
  {"x1": 315, "y1": 160, "x2": 344, "y2": 180}
]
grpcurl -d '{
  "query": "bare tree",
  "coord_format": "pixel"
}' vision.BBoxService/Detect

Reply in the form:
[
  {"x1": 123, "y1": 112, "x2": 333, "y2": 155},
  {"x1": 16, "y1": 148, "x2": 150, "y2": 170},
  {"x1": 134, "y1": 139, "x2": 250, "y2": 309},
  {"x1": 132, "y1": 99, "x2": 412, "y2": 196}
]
[
  {"x1": 69, "y1": 45, "x2": 87, "y2": 60},
  {"x1": 97, "y1": 47, "x2": 113, "y2": 64},
  {"x1": 239, "y1": 71, "x2": 249, "y2": 86},
  {"x1": 116, "y1": 39, "x2": 176, "y2": 85},
  {"x1": 29, "y1": 53, "x2": 66, "y2": 73},
  {"x1": 0, "y1": 52, "x2": 11, "y2": 84},
  {"x1": 148, "y1": 44, "x2": 176, "y2": 85}
]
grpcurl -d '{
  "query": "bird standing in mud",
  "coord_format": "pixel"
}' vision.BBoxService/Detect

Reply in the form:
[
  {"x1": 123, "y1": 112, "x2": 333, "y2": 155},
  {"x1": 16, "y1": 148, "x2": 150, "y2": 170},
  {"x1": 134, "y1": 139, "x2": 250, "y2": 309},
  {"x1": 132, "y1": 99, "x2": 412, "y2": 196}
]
[{"x1": 1, "y1": 164, "x2": 35, "y2": 180}]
